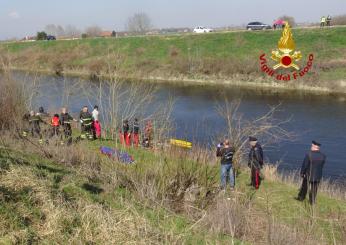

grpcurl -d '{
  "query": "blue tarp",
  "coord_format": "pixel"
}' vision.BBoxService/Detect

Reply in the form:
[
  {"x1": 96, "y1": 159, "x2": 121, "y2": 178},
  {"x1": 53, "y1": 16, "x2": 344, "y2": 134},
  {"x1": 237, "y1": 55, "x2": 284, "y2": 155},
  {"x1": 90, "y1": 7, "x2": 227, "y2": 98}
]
[{"x1": 100, "y1": 146, "x2": 135, "y2": 164}]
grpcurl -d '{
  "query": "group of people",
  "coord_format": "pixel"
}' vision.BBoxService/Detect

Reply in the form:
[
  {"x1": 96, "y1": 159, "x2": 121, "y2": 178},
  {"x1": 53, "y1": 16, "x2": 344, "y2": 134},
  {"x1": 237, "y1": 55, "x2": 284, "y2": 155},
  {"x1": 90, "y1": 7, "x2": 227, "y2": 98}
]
[
  {"x1": 216, "y1": 137, "x2": 326, "y2": 205},
  {"x1": 320, "y1": 15, "x2": 332, "y2": 27},
  {"x1": 22, "y1": 105, "x2": 327, "y2": 205},
  {"x1": 119, "y1": 118, "x2": 153, "y2": 147},
  {"x1": 22, "y1": 105, "x2": 153, "y2": 148},
  {"x1": 22, "y1": 106, "x2": 101, "y2": 144}
]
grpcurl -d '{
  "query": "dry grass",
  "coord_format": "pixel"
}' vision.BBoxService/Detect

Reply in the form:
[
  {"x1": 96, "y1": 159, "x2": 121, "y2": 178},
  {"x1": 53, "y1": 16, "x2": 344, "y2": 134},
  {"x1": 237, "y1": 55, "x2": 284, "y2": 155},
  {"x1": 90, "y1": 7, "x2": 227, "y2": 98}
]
[
  {"x1": 262, "y1": 164, "x2": 346, "y2": 201},
  {"x1": 0, "y1": 163, "x2": 181, "y2": 244}
]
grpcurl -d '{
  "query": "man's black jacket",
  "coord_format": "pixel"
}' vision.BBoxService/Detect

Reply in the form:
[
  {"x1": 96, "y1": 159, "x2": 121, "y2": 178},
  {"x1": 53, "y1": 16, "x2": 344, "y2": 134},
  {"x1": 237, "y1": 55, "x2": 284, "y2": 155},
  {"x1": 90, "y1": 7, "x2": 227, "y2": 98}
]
[
  {"x1": 300, "y1": 150, "x2": 326, "y2": 182},
  {"x1": 248, "y1": 143, "x2": 264, "y2": 169}
]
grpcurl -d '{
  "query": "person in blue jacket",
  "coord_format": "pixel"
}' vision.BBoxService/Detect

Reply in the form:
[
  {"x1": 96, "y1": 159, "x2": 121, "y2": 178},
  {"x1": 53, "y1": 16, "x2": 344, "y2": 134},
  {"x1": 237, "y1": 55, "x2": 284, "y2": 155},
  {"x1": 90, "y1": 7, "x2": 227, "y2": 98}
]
[{"x1": 216, "y1": 139, "x2": 236, "y2": 189}]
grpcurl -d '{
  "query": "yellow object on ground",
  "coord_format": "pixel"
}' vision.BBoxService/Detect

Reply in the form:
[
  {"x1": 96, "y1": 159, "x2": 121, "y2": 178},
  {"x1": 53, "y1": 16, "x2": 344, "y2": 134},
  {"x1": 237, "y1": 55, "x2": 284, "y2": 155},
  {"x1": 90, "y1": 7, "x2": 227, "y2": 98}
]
[{"x1": 170, "y1": 139, "x2": 192, "y2": 149}]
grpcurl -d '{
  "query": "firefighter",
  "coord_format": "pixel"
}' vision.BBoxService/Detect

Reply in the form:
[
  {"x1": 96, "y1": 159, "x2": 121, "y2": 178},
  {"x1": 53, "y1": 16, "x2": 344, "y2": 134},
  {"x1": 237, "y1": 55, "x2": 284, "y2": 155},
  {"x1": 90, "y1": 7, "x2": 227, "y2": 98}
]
[
  {"x1": 320, "y1": 16, "x2": 326, "y2": 27},
  {"x1": 37, "y1": 106, "x2": 50, "y2": 137},
  {"x1": 296, "y1": 141, "x2": 326, "y2": 205},
  {"x1": 248, "y1": 136, "x2": 264, "y2": 189},
  {"x1": 22, "y1": 112, "x2": 30, "y2": 137},
  {"x1": 132, "y1": 118, "x2": 140, "y2": 147},
  {"x1": 60, "y1": 107, "x2": 75, "y2": 144},
  {"x1": 29, "y1": 111, "x2": 45, "y2": 144},
  {"x1": 50, "y1": 114, "x2": 61, "y2": 138},
  {"x1": 79, "y1": 106, "x2": 93, "y2": 140}
]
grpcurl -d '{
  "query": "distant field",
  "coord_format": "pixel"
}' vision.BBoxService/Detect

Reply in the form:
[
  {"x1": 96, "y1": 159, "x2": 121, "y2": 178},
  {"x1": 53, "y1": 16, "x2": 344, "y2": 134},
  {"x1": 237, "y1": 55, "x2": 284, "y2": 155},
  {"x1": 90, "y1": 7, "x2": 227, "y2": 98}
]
[{"x1": 1, "y1": 26, "x2": 346, "y2": 92}]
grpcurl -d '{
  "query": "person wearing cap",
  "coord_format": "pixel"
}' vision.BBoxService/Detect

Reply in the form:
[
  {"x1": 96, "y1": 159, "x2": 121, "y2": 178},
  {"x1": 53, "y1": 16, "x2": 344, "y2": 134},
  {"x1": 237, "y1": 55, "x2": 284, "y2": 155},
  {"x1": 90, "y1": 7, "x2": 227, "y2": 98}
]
[
  {"x1": 296, "y1": 140, "x2": 326, "y2": 205},
  {"x1": 216, "y1": 139, "x2": 236, "y2": 189},
  {"x1": 248, "y1": 136, "x2": 264, "y2": 189}
]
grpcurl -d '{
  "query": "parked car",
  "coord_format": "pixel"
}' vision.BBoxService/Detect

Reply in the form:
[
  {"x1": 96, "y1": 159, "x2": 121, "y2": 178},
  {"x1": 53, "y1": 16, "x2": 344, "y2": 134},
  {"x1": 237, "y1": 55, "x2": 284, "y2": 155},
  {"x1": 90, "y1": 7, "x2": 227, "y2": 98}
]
[
  {"x1": 46, "y1": 35, "x2": 56, "y2": 40},
  {"x1": 193, "y1": 26, "x2": 213, "y2": 33},
  {"x1": 246, "y1": 22, "x2": 271, "y2": 30}
]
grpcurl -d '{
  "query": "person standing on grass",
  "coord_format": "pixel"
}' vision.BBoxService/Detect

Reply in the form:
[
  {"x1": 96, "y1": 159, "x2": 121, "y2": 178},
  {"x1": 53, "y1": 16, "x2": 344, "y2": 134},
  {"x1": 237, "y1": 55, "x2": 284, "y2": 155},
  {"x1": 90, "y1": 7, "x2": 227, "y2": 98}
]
[
  {"x1": 50, "y1": 114, "x2": 61, "y2": 138},
  {"x1": 79, "y1": 106, "x2": 93, "y2": 140},
  {"x1": 296, "y1": 140, "x2": 326, "y2": 205},
  {"x1": 60, "y1": 107, "x2": 76, "y2": 144},
  {"x1": 320, "y1": 16, "x2": 326, "y2": 28},
  {"x1": 29, "y1": 111, "x2": 46, "y2": 144},
  {"x1": 248, "y1": 136, "x2": 264, "y2": 189},
  {"x1": 121, "y1": 119, "x2": 130, "y2": 146},
  {"x1": 92, "y1": 105, "x2": 101, "y2": 139},
  {"x1": 132, "y1": 118, "x2": 140, "y2": 147},
  {"x1": 217, "y1": 139, "x2": 236, "y2": 190}
]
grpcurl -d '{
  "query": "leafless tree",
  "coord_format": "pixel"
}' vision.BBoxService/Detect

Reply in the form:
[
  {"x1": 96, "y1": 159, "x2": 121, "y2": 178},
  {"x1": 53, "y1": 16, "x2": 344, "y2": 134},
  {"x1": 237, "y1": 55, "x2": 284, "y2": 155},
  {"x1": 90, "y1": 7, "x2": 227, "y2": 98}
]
[
  {"x1": 85, "y1": 26, "x2": 102, "y2": 37},
  {"x1": 44, "y1": 24, "x2": 65, "y2": 37},
  {"x1": 126, "y1": 12, "x2": 153, "y2": 33},
  {"x1": 65, "y1": 25, "x2": 81, "y2": 38},
  {"x1": 216, "y1": 98, "x2": 294, "y2": 167}
]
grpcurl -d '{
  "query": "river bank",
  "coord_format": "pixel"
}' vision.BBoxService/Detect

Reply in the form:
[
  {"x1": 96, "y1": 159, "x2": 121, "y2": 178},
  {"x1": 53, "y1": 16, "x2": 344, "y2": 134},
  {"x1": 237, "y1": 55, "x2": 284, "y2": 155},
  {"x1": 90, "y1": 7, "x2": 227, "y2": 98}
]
[
  {"x1": 7, "y1": 66, "x2": 346, "y2": 96},
  {"x1": 1, "y1": 132, "x2": 345, "y2": 244},
  {"x1": 1, "y1": 26, "x2": 346, "y2": 94}
]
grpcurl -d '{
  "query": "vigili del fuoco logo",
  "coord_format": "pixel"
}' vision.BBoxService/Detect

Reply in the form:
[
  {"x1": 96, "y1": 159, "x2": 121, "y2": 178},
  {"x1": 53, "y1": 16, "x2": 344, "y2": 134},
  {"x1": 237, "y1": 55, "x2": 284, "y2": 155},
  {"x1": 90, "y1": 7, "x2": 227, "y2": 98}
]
[{"x1": 259, "y1": 22, "x2": 314, "y2": 81}]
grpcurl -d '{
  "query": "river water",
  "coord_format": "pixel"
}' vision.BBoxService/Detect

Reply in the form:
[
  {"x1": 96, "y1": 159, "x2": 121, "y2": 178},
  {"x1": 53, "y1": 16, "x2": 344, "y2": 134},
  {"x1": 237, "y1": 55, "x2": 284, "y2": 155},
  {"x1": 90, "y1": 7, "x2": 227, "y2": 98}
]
[{"x1": 12, "y1": 73, "x2": 346, "y2": 182}]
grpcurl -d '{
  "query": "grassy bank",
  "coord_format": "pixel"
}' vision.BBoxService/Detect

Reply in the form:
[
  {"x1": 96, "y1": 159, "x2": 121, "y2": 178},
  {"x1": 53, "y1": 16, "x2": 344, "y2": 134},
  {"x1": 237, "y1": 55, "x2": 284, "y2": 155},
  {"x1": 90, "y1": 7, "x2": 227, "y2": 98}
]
[
  {"x1": 1, "y1": 134, "x2": 345, "y2": 244},
  {"x1": 1, "y1": 27, "x2": 346, "y2": 93}
]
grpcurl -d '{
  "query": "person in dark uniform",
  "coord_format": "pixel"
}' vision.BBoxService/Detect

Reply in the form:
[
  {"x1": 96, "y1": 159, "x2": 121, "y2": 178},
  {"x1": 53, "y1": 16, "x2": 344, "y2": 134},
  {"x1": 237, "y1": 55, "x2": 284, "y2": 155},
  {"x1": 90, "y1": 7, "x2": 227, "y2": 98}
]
[
  {"x1": 216, "y1": 139, "x2": 236, "y2": 189},
  {"x1": 29, "y1": 111, "x2": 46, "y2": 144},
  {"x1": 296, "y1": 140, "x2": 326, "y2": 205},
  {"x1": 22, "y1": 112, "x2": 31, "y2": 137},
  {"x1": 60, "y1": 107, "x2": 76, "y2": 144},
  {"x1": 248, "y1": 136, "x2": 264, "y2": 189},
  {"x1": 79, "y1": 106, "x2": 93, "y2": 140},
  {"x1": 132, "y1": 118, "x2": 140, "y2": 147}
]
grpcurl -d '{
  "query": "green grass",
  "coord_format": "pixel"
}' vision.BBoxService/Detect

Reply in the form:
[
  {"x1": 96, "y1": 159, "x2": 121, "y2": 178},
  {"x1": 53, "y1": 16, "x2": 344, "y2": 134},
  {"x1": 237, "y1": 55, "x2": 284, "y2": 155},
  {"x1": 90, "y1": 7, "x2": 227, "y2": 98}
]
[
  {"x1": 2, "y1": 27, "x2": 346, "y2": 87},
  {"x1": 1, "y1": 133, "x2": 345, "y2": 244},
  {"x1": 0, "y1": 146, "x2": 241, "y2": 244}
]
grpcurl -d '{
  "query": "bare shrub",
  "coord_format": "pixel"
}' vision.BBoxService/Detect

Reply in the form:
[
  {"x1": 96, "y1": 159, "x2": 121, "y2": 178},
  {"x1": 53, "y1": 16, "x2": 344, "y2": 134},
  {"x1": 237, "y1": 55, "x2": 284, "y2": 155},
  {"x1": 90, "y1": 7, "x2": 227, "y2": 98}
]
[
  {"x1": 203, "y1": 195, "x2": 250, "y2": 238},
  {"x1": 169, "y1": 46, "x2": 180, "y2": 57},
  {"x1": 216, "y1": 99, "x2": 293, "y2": 169},
  {"x1": 332, "y1": 15, "x2": 346, "y2": 25},
  {"x1": 126, "y1": 12, "x2": 153, "y2": 33},
  {"x1": 86, "y1": 59, "x2": 107, "y2": 79},
  {"x1": 0, "y1": 75, "x2": 26, "y2": 130},
  {"x1": 85, "y1": 26, "x2": 102, "y2": 37}
]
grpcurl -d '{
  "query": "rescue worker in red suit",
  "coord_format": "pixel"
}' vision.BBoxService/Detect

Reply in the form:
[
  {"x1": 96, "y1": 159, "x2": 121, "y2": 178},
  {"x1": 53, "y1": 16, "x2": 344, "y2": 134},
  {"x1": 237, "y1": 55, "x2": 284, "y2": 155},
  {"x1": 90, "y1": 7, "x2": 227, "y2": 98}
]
[
  {"x1": 132, "y1": 118, "x2": 140, "y2": 147},
  {"x1": 121, "y1": 120, "x2": 130, "y2": 146},
  {"x1": 50, "y1": 114, "x2": 61, "y2": 137},
  {"x1": 248, "y1": 136, "x2": 264, "y2": 189}
]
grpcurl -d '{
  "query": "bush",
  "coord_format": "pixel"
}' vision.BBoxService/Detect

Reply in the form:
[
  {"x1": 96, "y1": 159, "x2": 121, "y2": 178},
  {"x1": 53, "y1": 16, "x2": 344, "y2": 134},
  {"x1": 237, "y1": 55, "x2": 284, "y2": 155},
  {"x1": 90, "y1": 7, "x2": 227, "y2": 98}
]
[
  {"x1": 36, "y1": 31, "x2": 47, "y2": 40},
  {"x1": 332, "y1": 14, "x2": 346, "y2": 25},
  {"x1": 0, "y1": 76, "x2": 26, "y2": 130}
]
